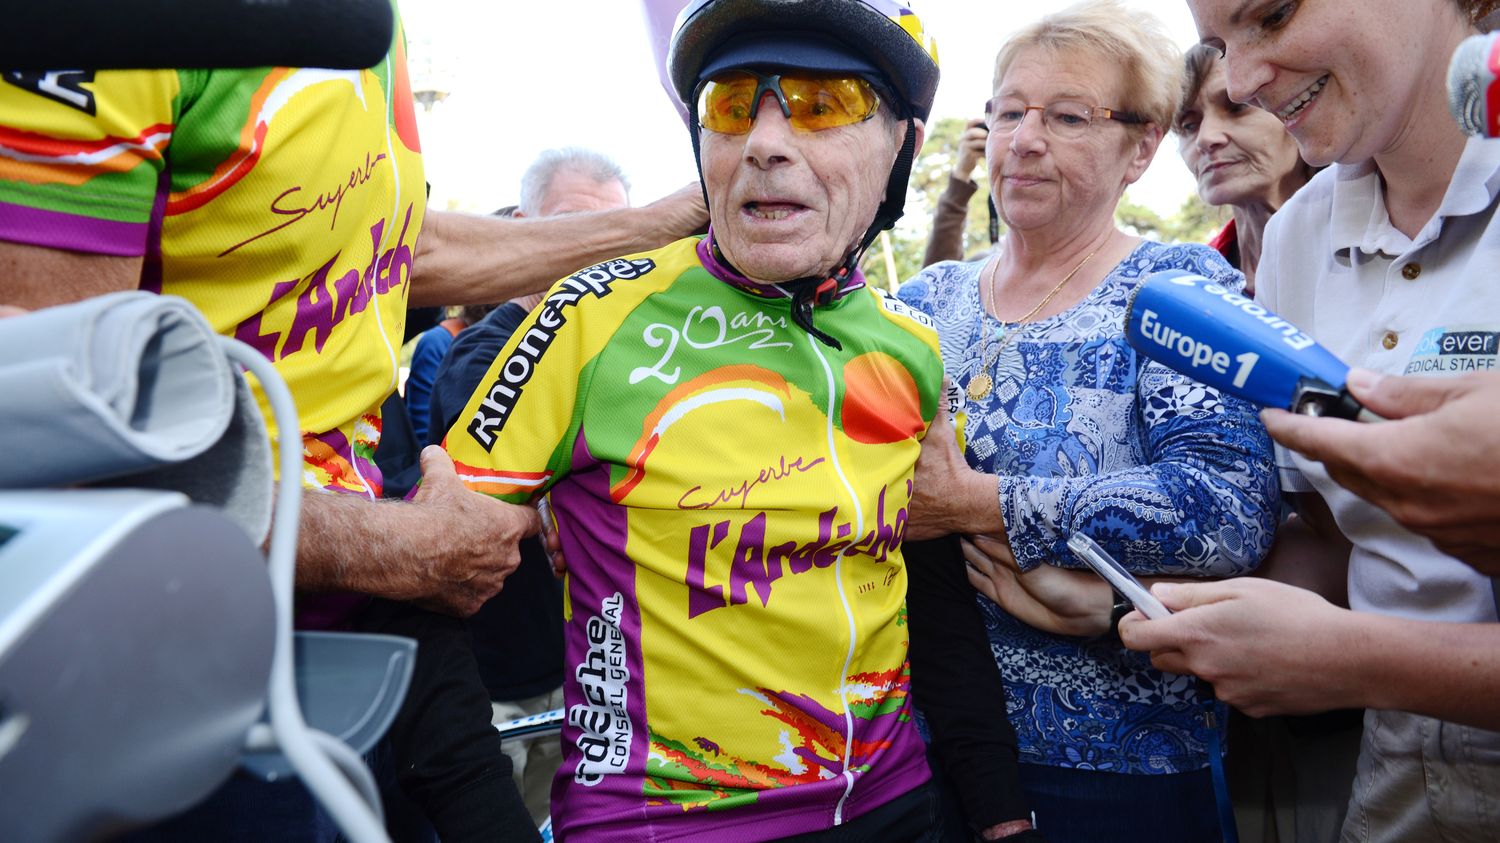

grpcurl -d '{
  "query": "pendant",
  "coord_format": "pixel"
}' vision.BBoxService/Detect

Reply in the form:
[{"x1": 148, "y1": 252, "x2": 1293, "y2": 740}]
[{"x1": 967, "y1": 373, "x2": 993, "y2": 402}]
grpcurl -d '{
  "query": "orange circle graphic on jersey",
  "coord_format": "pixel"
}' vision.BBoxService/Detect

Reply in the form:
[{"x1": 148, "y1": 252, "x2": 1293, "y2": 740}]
[
  {"x1": 841, "y1": 352, "x2": 924, "y2": 444},
  {"x1": 392, "y1": 37, "x2": 422, "y2": 153}
]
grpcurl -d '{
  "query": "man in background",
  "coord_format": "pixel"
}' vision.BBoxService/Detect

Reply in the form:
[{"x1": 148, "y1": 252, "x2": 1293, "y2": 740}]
[
  {"x1": 431, "y1": 147, "x2": 633, "y2": 829},
  {"x1": 405, "y1": 149, "x2": 630, "y2": 447}
]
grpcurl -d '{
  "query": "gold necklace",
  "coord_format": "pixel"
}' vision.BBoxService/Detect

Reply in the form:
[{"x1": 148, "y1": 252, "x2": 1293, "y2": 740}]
[{"x1": 966, "y1": 245, "x2": 1103, "y2": 402}]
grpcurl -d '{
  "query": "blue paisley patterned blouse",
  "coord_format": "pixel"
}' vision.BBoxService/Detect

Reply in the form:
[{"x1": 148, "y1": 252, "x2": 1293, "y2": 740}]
[{"x1": 898, "y1": 240, "x2": 1278, "y2": 774}]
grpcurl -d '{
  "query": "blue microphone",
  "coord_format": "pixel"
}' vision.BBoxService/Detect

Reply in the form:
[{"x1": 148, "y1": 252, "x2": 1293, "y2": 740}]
[{"x1": 1124, "y1": 270, "x2": 1379, "y2": 421}]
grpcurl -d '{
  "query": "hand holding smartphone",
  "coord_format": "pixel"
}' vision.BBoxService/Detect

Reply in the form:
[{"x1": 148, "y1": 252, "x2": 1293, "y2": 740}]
[{"x1": 1066, "y1": 533, "x2": 1171, "y2": 620}]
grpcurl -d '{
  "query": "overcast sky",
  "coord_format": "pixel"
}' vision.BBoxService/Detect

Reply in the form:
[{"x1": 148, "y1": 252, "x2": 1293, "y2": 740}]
[{"x1": 403, "y1": 0, "x2": 1204, "y2": 217}]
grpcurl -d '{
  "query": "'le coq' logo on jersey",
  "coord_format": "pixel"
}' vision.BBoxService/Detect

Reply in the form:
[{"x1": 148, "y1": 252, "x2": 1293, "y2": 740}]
[{"x1": 467, "y1": 258, "x2": 656, "y2": 450}]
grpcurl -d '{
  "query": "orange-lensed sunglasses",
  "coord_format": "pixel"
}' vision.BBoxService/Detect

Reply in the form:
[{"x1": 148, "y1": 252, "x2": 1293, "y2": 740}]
[{"x1": 697, "y1": 71, "x2": 881, "y2": 134}]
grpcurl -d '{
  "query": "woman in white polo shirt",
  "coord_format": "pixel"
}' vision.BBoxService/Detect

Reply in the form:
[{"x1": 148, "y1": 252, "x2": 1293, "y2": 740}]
[{"x1": 1121, "y1": 1, "x2": 1500, "y2": 842}]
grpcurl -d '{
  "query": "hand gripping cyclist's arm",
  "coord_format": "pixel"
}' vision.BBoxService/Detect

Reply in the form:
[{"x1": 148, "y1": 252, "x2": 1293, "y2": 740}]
[{"x1": 294, "y1": 447, "x2": 540, "y2": 617}]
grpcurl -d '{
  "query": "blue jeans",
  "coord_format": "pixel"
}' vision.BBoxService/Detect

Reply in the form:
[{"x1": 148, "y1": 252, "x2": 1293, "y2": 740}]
[
  {"x1": 116, "y1": 743, "x2": 444, "y2": 843},
  {"x1": 115, "y1": 771, "x2": 342, "y2": 843},
  {"x1": 1021, "y1": 764, "x2": 1220, "y2": 843}
]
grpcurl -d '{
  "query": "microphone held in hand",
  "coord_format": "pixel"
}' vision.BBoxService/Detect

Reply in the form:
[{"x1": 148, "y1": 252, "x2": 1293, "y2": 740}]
[
  {"x1": 1124, "y1": 271, "x2": 1379, "y2": 421},
  {"x1": 1448, "y1": 31, "x2": 1500, "y2": 137}
]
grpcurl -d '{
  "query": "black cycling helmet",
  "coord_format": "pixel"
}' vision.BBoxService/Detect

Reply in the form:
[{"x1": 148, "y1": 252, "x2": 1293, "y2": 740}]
[
  {"x1": 668, "y1": 0, "x2": 940, "y2": 122},
  {"x1": 667, "y1": 0, "x2": 941, "y2": 349}
]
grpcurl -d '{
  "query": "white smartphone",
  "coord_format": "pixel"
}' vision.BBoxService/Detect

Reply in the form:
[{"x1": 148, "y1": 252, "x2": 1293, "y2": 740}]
[{"x1": 1066, "y1": 533, "x2": 1171, "y2": 620}]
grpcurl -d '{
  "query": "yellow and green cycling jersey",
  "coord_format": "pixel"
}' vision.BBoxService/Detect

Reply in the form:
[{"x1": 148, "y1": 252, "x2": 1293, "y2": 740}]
[
  {"x1": 0, "y1": 37, "x2": 426, "y2": 504},
  {"x1": 443, "y1": 236, "x2": 944, "y2": 841}
]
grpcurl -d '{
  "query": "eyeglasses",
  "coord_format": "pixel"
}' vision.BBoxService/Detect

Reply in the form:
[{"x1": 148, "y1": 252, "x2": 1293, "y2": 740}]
[
  {"x1": 697, "y1": 71, "x2": 881, "y2": 135},
  {"x1": 984, "y1": 97, "x2": 1145, "y2": 139}
]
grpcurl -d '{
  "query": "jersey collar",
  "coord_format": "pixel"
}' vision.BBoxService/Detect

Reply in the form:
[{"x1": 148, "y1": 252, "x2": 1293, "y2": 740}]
[{"x1": 696, "y1": 226, "x2": 868, "y2": 302}]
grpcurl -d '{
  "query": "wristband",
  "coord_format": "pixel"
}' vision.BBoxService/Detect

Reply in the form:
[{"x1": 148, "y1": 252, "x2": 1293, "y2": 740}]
[{"x1": 1108, "y1": 589, "x2": 1133, "y2": 640}]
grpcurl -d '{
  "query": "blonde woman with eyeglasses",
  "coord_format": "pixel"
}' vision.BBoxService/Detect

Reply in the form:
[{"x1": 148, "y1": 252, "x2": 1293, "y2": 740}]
[{"x1": 898, "y1": 2, "x2": 1277, "y2": 840}]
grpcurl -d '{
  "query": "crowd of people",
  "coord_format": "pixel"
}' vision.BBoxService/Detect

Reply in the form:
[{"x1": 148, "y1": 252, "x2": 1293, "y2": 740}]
[{"x1": 4, "y1": 0, "x2": 1500, "y2": 841}]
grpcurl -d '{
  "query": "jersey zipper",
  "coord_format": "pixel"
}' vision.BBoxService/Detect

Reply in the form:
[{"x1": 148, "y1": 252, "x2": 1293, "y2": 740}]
[{"x1": 806, "y1": 330, "x2": 864, "y2": 825}]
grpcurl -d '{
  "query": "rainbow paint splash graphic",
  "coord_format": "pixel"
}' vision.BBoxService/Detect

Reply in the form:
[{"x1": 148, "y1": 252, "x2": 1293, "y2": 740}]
[
  {"x1": 643, "y1": 662, "x2": 912, "y2": 811},
  {"x1": 302, "y1": 414, "x2": 382, "y2": 496}
]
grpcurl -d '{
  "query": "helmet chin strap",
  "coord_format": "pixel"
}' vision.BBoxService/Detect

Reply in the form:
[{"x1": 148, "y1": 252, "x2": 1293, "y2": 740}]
[{"x1": 690, "y1": 118, "x2": 919, "y2": 352}]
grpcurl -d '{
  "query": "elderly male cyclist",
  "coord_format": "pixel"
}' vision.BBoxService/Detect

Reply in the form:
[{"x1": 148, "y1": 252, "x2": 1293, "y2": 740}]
[{"x1": 439, "y1": 0, "x2": 944, "y2": 840}]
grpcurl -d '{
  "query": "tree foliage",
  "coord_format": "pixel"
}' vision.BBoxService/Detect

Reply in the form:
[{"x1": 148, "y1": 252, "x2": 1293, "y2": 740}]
[
  {"x1": 860, "y1": 117, "x2": 995, "y2": 290},
  {"x1": 1168, "y1": 191, "x2": 1231, "y2": 244},
  {"x1": 1115, "y1": 190, "x2": 1230, "y2": 244}
]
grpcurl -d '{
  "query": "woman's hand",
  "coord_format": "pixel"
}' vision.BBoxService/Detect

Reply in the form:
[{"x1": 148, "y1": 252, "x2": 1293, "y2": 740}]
[
  {"x1": 961, "y1": 534, "x2": 1113, "y2": 637},
  {"x1": 1118, "y1": 579, "x2": 1365, "y2": 716}
]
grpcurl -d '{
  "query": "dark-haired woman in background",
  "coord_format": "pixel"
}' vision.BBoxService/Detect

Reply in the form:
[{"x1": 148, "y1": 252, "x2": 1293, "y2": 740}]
[{"x1": 1173, "y1": 43, "x2": 1314, "y2": 294}]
